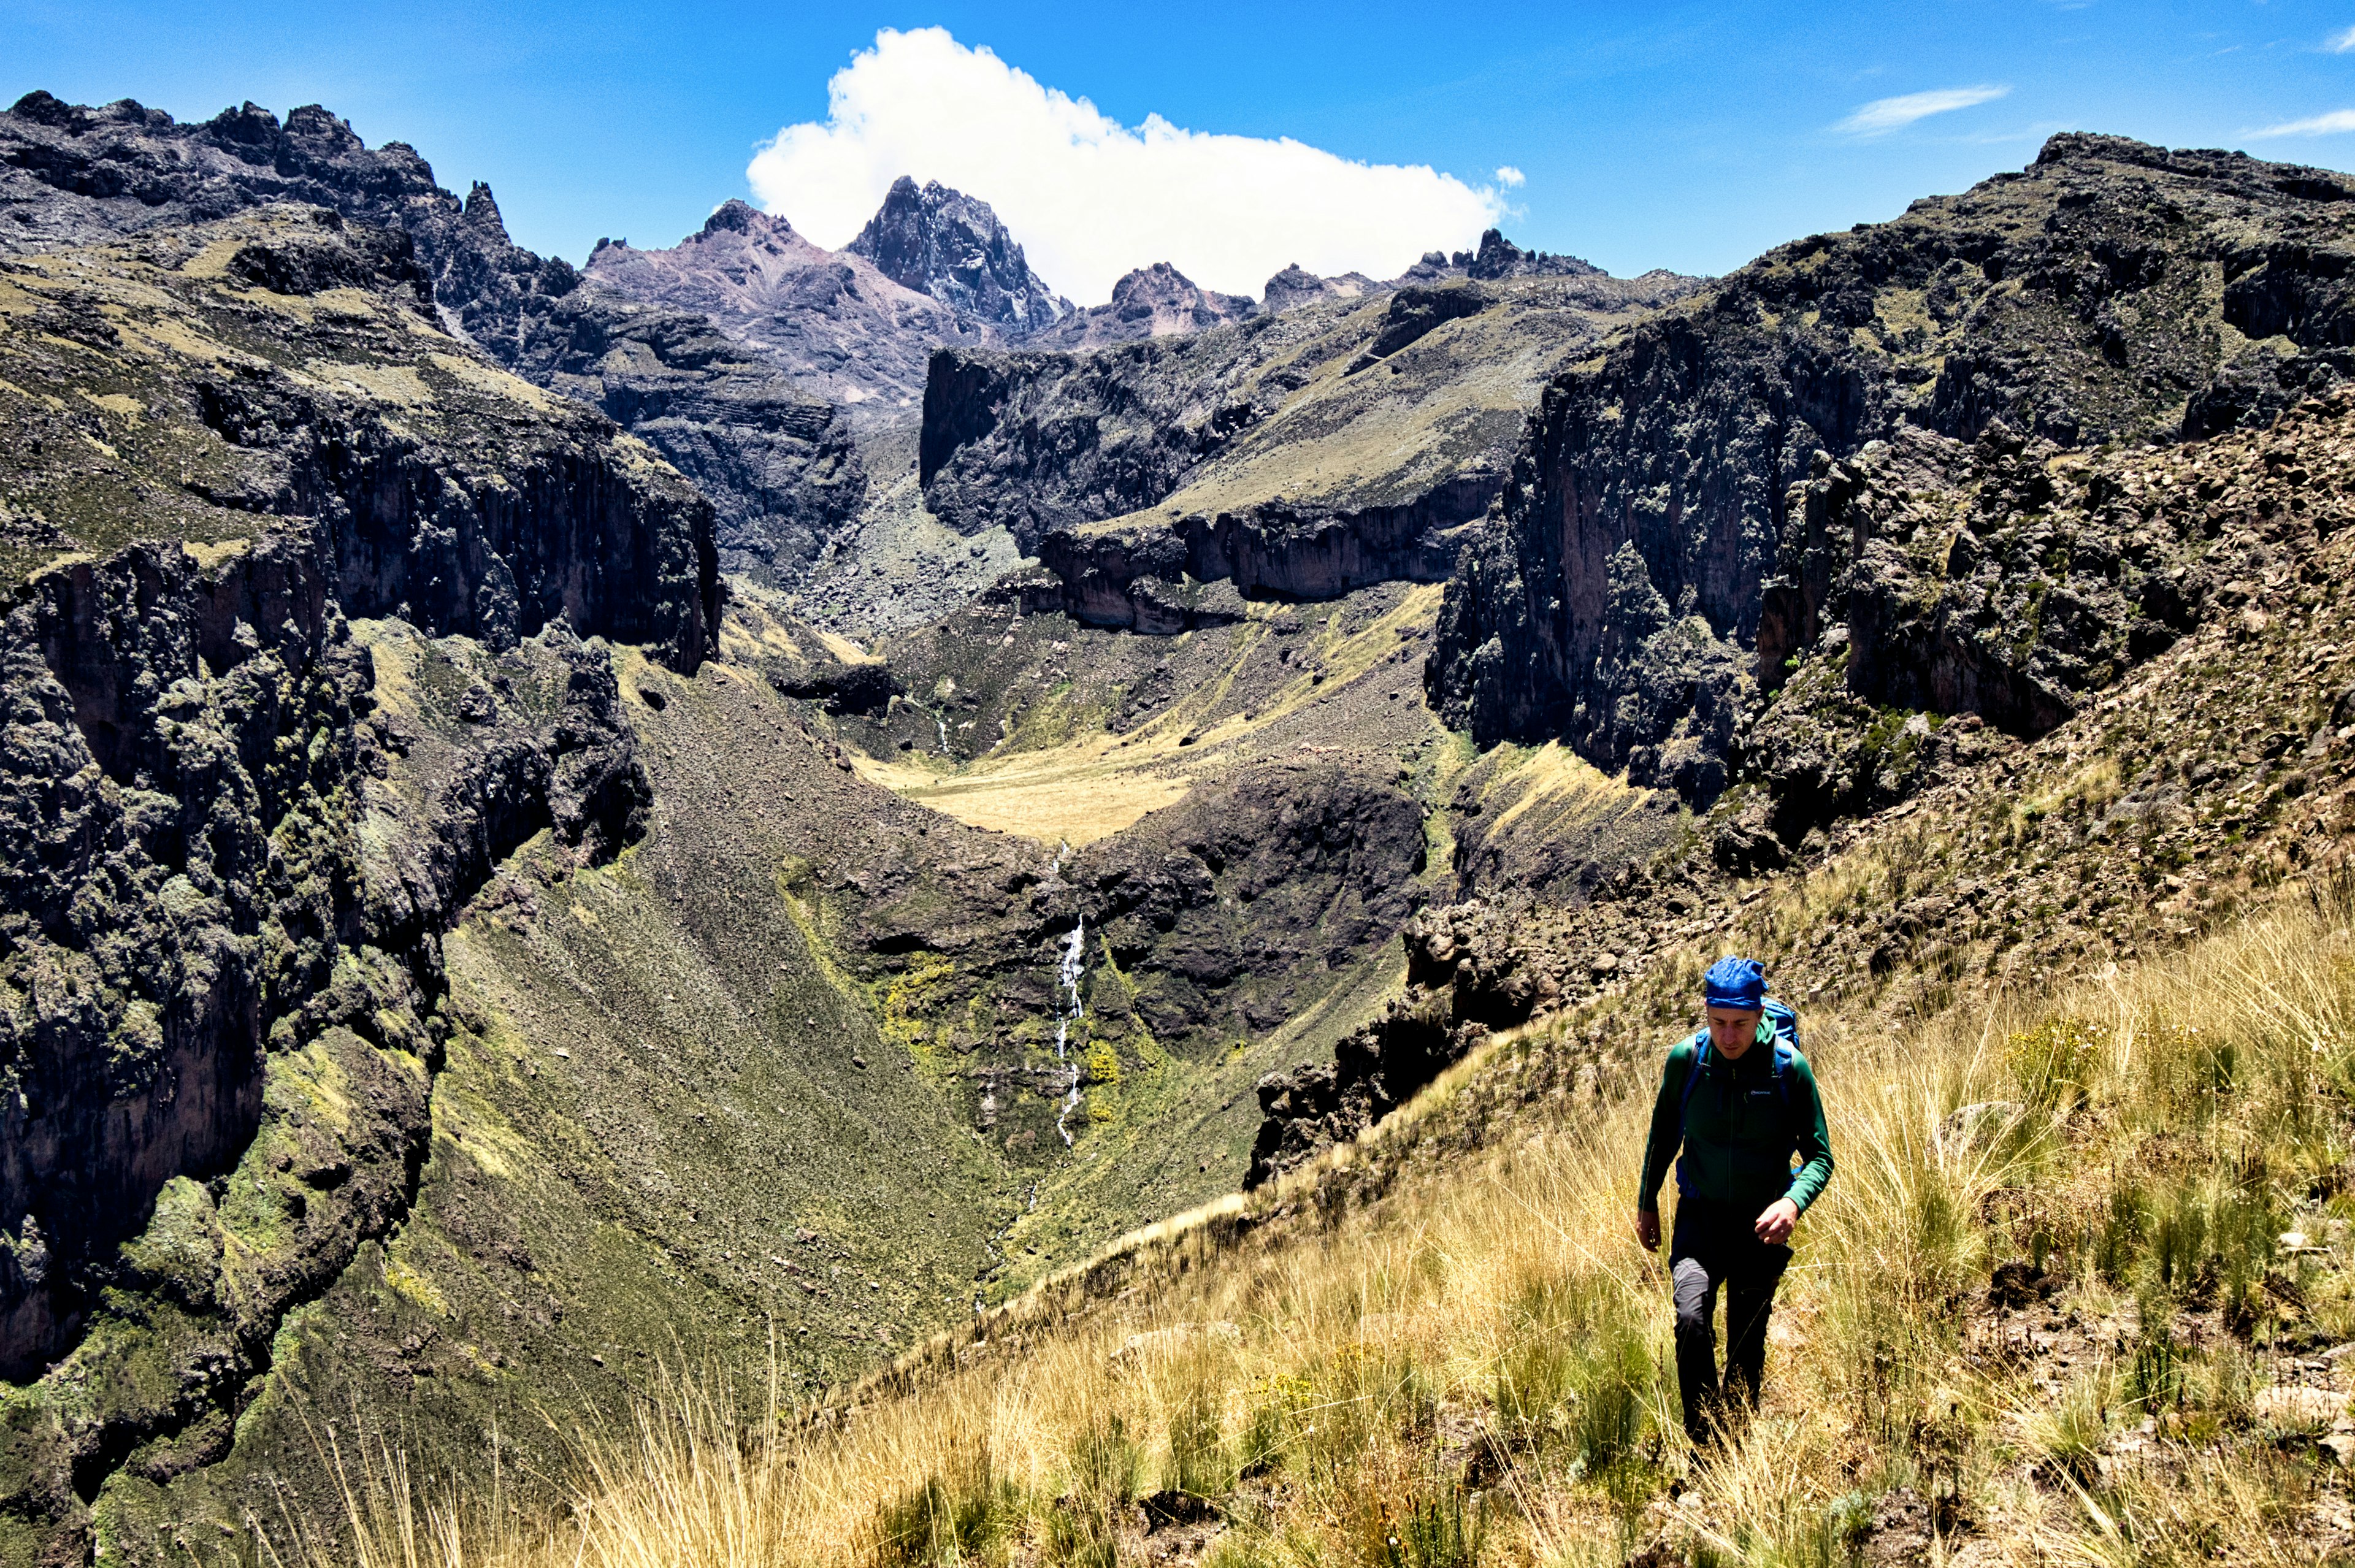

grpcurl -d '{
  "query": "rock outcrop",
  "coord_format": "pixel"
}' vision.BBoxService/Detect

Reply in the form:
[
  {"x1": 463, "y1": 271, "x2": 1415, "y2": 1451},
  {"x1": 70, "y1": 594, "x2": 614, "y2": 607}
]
[
  {"x1": 1461, "y1": 228, "x2": 1607, "y2": 281},
  {"x1": 1248, "y1": 900, "x2": 1571, "y2": 1186},
  {"x1": 1428, "y1": 134, "x2": 2355, "y2": 800},
  {"x1": 1742, "y1": 391, "x2": 2355, "y2": 846},
  {"x1": 844, "y1": 175, "x2": 1070, "y2": 335},
  {"x1": 1261, "y1": 263, "x2": 1376, "y2": 315},
  {"x1": 1033, "y1": 492, "x2": 1477, "y2": 631},
  {"x1": 917, "y1": 338, "x2": 1255, "y2": 549},
  {"x1": 0, "y1": 91, "x2": 865, "y2": 586},
  {"x1": 1031, "y1": 262, "x2": 1258, "y2": 349},
  {"x1": 1070, "y1": 763, "x2": 1426, "y2": 1041}
]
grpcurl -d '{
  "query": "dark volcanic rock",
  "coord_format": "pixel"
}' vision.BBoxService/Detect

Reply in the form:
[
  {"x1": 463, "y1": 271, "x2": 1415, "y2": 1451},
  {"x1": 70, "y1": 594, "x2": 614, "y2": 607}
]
[
  {"x1": 844, "y1": 175, "x2": 1069, "y2": 335},
  {"x1": 1462, "y1": 228, "x2": 1606, "y2": 281},
  {"x1": 1359, "y1": 282, "x2": 1492, "y2": 362},
  {"x1": 0, "y1": 531, "x2": 656, "y2": 1555},
  {"x1": 1071, "y1": 763, "x2": 1426, "y2": 1042},
  {"x1": 0, "y1": 91, "x2": 865, "y2": 586},
  {"x1": 1035, "y1": 494, "x2": 1477, "y2": 632},
  {"x1": 1429, "y1": 133, "x2": 2355, "y2": 801},
  {"x1": 2, "y1": 207, "x2": 718, "y2": 664},
  {"x1": 1247, "y1": 900, "x2": 1569, "y2": 1187},
  {"x1": 1740, "y1": 389, "x2": 2337, "y2": 841},
  {"x1": 1262, "y1": 262, "x2": 1377, "y2": 315},
  {"x1": 0, "y1": 205, "x2": 681, "y2": 1555},
  {"x1": 918, "y1": 341, "x2": 1254, "y2": 549}
]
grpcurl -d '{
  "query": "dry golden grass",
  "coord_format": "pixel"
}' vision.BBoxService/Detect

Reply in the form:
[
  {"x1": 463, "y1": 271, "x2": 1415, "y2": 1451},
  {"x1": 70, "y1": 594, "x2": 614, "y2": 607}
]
[
  {"x1": 320, "y1": 874, "x2": 2355, "y2": 1568},
  {"x1": 865, "y1": 755, "x2": 1195, "y2": 846},
  {"x1": 1476, "y1": 742, "x2": 1637, "y2": 838},
  {"x1": 854, "y1": 586, "x2": 1447, "y2": 846}
]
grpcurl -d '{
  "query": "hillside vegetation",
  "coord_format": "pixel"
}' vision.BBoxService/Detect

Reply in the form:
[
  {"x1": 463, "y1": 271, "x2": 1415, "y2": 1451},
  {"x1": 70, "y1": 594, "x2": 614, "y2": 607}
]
[
  {"x1": 309, "y1": 827, "x2": 2355, "y2": 1568},
  {"x1": 304, "y1": 445, "x2": 2355, "y2": 1563}
]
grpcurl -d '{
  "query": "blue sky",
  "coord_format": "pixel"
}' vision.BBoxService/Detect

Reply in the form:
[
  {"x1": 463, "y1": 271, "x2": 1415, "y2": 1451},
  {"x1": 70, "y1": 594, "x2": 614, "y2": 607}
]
[{"x1": 12, "y1": 1, "x2": 2355, "y2": 296}]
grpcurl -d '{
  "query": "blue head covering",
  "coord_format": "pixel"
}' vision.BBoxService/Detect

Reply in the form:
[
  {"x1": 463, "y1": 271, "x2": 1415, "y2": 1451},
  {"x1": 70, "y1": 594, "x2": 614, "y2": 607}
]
[{"x1": 1702, "y1": 955, "x2": 1767, "y2": 1011}]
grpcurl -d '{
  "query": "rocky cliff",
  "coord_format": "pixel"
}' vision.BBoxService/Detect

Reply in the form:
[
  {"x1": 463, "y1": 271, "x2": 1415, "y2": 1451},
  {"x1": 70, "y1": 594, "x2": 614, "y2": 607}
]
[
  {"x1": 1028, "y1": 261, "x2": 1258, "y2": 349},
  {"x1": 1426, "y1": 133, "x2": 2355, "y2": 800},
  {"x1": 922, "y1": 260, "x2": 1700, "y2": 623},
  {"x1": 1262, "y1": 262, "x2": 1376, "y2": 314},
  {"x1": 0, "y1": 204, "x2": 706, "y2": 1558},
  {"x1": 0, "y1": 91, "x2": 864, "y2": 587}
]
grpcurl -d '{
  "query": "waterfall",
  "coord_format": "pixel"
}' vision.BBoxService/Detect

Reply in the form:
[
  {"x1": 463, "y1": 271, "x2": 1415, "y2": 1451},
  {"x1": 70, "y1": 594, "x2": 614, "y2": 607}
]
[{"x1": 1052, "y1": 917, "x2": 1086, "y2": 1146}]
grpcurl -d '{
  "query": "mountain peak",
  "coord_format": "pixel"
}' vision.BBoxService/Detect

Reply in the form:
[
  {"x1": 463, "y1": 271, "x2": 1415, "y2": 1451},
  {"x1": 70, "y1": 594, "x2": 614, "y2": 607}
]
[
  {"x1": 1466, "y1": 228, "x2": 1601, "y2": 280},
  {"x1": 1263, "y1": 262, "x2": 1374, "y2": 314},
  {"x1": 845, "y1": 177, "x2": 1067, "y2": 334},
  {"x1": 700, "y1": 198, "x2": 787, "y2": 240}
]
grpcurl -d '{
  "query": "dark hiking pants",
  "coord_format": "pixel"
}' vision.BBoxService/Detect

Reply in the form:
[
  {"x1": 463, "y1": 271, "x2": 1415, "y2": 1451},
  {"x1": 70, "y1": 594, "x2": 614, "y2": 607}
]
[{"x1": 1670, "y1": 1195, "x2": 1793, "y2": 1447}]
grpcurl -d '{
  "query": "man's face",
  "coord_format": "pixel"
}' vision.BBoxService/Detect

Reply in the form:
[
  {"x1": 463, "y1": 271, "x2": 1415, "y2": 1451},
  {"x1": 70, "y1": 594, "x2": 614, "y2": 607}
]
[{"x1": 1706, "y1": 1005, "x2": 1763, "y2": 1060}]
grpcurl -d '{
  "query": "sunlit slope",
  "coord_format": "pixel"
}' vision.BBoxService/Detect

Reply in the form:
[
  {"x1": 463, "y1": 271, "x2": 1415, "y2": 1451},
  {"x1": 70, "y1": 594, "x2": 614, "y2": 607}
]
[
  {"x1": 852, "y1": 584, "x2": 1447, "y2": 845},
  {"x1": 325, "y1": 496, "x2": 2355, "y2": 1565},
  {"x1": 1090, "y1": 279, "x2": 1631, "y2": 530}
]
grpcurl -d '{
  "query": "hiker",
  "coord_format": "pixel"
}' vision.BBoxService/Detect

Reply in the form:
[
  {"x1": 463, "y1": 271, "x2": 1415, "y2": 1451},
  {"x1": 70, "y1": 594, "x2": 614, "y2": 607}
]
[{"x1": 1633, "y1": 955, "x2": 1833, "y2": 1447}]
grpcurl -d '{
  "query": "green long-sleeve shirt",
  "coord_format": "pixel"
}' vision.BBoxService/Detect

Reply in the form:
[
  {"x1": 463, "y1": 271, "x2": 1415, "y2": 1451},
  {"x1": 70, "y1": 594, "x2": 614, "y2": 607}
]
[{"x1": 1636, "y1": 1021, "x2": 1834, "y2": 1217}]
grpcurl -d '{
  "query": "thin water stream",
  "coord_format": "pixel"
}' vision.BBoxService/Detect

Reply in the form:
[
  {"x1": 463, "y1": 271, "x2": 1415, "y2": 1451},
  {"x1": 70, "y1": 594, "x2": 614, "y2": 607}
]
[{"x1": 1052, "y1": 917, "x2": 1086, "y2": 1145}]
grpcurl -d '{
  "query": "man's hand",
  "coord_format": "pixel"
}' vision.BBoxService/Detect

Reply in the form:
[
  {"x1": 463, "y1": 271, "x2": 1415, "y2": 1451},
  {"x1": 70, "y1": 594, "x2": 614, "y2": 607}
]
[
  {"x1": 1634, "y1": 1208, "x2": 1661, "y2": 1252},
  {"x1": 1754, "y1": 1198, "x2": 1799, "y2": 1245}
]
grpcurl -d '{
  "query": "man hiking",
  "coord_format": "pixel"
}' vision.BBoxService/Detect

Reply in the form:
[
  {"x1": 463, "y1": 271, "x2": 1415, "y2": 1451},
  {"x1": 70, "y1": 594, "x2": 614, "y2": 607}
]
[{"x1": 1634, "y1": 955, "x2": 1834, "y2": 1447}]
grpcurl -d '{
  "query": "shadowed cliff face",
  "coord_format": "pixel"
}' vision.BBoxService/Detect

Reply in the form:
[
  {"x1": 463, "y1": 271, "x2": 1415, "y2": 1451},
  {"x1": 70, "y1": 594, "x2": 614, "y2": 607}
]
[
  {"x1": 1426, "y1": 134, "x2": 2355, "y2": 800},
  {"x1": 0, "y1": 531, "x2": 346, "y2": 1381},
  {"x1": 0, "y1": 91, "x2": 865, "y2": 588},
  {"x1": 1030, "y1": 492, "x2": 1477, "y2": 632},
  {"x1": 0, "y1": 207, "x2": 707, "y2": 1557}
]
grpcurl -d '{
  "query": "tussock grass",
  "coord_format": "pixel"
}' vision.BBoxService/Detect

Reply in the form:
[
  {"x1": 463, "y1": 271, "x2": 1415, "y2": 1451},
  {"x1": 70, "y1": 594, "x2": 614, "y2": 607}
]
[{"x1": 321, "y1": 878, "x2": 2355, "y2": 1566}]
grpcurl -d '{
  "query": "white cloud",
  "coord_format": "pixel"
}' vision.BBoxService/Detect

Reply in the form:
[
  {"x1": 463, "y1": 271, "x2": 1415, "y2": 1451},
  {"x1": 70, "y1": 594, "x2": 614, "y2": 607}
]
[
  {"x1": 745, "y1": 28, "x2": 1507, "y2": 304},
  {"x1": 2251, "y1": 108, "x2": 2355, "y2": 137},
  {"x1": 2327, "y1": 25, "x2": 2355, "y2": 52},
  {"x1": 1834, "y1": 84, "x2": 2012, "y2": 137},
  {"x1": 1495, "y1": 166, "x2": 1526, "y2": 188}
]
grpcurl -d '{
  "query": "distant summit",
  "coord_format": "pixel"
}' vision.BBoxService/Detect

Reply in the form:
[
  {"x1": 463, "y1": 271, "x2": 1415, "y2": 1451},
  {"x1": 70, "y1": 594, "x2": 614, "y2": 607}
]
[
  {"x1": 1262, "y1": 262, "x2": 1376, "y2": 314},
  {"x1": 1032, "y1": 261, "x2": 1258, "y2": 348},
  {"x1": 846, "y1": 176, "x2": 1069, "y2": 334},
  {"x1": 1400, "y1": 228, "x2": 1605, "y2": 284}
]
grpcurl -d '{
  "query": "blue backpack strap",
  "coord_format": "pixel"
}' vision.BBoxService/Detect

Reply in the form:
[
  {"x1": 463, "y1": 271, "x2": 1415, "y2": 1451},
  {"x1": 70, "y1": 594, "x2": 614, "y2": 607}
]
[{"x1": 1761, "y1": 998, "x2": 1801, "y2": 1122}]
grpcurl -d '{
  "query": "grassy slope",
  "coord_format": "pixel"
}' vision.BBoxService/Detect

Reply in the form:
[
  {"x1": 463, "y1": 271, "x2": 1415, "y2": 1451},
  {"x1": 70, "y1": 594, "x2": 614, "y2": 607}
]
[
  {"x1": 838, "y1": 576, "x2": 1677, "y2": 901},
  {"x1": 89, "y1": 632, "x2": 1021, "y2": 1554},
  {"x1": 0, "y1": 210, "x2": 661, "y2": 592},
  {"x1": 314, "y1": 410, "x2": 2355, "y2": 1567},
  {"x1": 116, "y1": 581, "x2": 1572, "y2": 1553}
]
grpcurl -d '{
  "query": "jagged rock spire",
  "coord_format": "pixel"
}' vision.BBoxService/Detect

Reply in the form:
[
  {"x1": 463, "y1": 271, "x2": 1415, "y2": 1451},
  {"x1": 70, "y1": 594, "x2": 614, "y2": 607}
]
[{"x1": 846, "y1": 176, "x2": 1067, "y2": 334}]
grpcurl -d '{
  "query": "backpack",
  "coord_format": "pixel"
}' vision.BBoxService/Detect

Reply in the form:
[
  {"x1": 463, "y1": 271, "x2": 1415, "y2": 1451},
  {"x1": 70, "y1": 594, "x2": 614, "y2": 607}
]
[{"x1": 1674, "y1": 997, "x2": 1802, "y2": 1187}]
